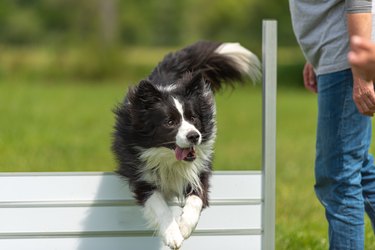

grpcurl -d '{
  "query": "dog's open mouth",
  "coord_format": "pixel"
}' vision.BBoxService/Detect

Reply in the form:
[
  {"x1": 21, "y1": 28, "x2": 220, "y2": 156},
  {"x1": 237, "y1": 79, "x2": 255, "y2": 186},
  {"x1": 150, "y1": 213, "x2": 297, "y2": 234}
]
[{"x1": 175, "y1": 146, "x2": 196, "y2": 162}]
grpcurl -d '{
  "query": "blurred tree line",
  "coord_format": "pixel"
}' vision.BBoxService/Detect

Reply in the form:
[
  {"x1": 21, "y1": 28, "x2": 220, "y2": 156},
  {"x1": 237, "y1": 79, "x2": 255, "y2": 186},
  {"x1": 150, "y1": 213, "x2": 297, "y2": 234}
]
[
  {"x1": 0, "y1": 0, "x2": 302, "y2": 82},
  {"x1": 0, "y1": 0, "x2": 295, "y2": 47}
]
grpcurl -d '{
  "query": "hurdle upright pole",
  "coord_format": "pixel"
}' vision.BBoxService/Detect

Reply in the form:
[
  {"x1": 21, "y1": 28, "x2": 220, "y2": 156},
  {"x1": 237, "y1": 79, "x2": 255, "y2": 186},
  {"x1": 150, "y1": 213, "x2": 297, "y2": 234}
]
[{"x1": 261, "y1": 19, "x2": 277, "y2": 250}]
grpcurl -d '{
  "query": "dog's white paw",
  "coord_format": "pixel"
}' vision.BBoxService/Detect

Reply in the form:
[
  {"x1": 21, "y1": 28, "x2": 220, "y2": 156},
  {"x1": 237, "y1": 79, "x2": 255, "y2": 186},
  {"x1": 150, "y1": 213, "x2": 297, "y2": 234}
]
[
  {"x1": 178, "y1": 195, "x2": 202, "y2": 239},
  {"x1": 162, "y1": 220, "x2": 184, "y2": 249},
  {"x1": 178, "y1": 213, "x2": 199, "y2": 239}
]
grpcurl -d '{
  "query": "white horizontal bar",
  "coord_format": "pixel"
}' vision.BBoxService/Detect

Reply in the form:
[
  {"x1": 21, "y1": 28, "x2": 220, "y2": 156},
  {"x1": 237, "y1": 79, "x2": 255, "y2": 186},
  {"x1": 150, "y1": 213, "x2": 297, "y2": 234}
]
[
  {"x1": 0, "y1": 172, "x2": 262, "y2": 202},
  {"x1": 0, "y1": 204, "x2": 261, "y2": 234},
  {"x1": 0, "y1": 235, "x2": 262, "y2": 250}
]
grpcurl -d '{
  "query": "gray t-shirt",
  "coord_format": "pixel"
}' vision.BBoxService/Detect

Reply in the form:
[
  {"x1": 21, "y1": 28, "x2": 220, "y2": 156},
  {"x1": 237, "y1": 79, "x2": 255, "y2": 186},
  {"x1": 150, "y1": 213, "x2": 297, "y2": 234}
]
[{"x1": 289, "y1": 0, "x2": 372, "y2": 76}]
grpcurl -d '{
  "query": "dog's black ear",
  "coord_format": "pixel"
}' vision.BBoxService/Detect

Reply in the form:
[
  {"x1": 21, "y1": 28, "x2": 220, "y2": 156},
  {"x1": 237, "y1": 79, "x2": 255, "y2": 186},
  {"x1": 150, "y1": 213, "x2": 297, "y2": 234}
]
[{"x1": 128, "y1": 80, "x2": 162, "y2": 107}]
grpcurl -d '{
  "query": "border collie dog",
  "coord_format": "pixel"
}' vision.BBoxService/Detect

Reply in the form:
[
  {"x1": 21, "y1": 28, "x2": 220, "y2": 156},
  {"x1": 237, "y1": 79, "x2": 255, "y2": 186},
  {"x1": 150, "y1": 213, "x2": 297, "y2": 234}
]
[{"x1": 112, "y1": 41, "x2": 260, "y2": 249}]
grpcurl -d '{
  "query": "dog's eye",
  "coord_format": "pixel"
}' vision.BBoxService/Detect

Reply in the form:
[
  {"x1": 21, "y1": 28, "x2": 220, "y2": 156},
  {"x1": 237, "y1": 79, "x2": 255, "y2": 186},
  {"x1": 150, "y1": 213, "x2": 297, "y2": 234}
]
[{"x1": 165, "y1": 119, "x2": 176, "y2": 127}]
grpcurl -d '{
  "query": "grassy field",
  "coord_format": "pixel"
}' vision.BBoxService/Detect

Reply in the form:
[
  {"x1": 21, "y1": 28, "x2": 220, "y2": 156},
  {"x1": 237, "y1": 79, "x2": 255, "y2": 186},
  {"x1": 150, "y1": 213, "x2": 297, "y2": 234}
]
[
  {"x1": 0, "y1": 80, "x2": 262, "y2": 171},
  {"x1": 1, "y1": 47, "x2": 375, "y2": 248}
]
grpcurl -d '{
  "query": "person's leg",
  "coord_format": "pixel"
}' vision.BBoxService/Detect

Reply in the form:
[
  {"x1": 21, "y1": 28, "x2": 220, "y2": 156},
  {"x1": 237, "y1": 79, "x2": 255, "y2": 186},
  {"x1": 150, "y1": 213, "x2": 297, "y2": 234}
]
[
  {"x1": 315, "y1": 69, "x2": 371, "y2": 250},
  {"x1": 360, "y1": 126, "x2": 375, "y2": 230}
]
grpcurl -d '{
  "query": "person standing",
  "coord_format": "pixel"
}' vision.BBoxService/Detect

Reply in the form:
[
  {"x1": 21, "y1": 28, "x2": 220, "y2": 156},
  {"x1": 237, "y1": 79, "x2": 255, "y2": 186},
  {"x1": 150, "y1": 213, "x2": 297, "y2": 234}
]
[{"x1": 289, "y1": 0, "x2": 375, "y2": 249}]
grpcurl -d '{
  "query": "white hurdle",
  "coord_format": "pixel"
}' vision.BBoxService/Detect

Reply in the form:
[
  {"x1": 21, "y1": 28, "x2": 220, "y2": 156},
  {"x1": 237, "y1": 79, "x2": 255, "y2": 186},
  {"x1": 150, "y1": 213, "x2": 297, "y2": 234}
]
[
  {"x1": 0, "y1": 20, "x2": 277, "y2": 250},
  {"x1": 262, "y1": 19, "x2": 277, "y2": 250}
]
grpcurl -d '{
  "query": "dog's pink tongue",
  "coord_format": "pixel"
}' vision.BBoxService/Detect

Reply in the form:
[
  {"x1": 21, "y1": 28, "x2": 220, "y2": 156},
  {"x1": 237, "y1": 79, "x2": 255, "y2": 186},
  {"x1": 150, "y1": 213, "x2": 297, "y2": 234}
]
[{"x1": 175, "y1": 146, "x2": 191, "y2": 161}]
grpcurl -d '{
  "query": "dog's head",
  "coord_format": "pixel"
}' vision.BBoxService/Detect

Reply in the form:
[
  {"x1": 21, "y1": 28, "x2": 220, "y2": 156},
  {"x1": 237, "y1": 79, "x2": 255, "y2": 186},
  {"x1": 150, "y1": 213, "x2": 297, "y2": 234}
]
[{"x1": 124, "y1": 73, "x2": 216, "y2": 162}]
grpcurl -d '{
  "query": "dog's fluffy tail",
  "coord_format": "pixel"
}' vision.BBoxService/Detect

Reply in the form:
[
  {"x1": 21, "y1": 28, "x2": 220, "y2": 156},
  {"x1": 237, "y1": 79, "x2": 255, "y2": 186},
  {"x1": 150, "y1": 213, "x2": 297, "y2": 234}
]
[
  {"x1": 157, "y1": 41, "x2": 261, "y2": 92},
  {"x1": 213, "y1": 42, "x2": 261, "y2": 83}
]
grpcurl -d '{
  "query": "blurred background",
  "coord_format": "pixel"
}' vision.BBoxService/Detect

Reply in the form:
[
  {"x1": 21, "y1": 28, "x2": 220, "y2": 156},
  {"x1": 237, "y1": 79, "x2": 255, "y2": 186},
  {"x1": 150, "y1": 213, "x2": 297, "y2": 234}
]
[
  {"x1": 1, "y1": 0, "x2": 374, "y2": 249},
  {"x1": 0, "y1": 0, "x2": 300, "y2": 82}
]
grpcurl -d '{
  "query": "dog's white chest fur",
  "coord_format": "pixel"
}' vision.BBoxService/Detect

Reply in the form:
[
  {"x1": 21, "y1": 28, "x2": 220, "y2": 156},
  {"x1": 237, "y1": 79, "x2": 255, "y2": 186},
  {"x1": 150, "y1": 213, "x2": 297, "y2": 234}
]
[{"x1": 138, "y1": 144, "x2": 213, "y2": 200}]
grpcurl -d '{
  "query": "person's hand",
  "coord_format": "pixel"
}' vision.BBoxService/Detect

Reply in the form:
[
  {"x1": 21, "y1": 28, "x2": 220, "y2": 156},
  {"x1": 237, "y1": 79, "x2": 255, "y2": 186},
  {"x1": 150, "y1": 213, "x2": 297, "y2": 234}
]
[
  {"x1": 348, "y1": 36, "x2": 375, "y2": 116},
  {"x1": 303, "y1": 62, "x2": 317, "y2": 93},
  {"x1": 352, "y1": 74, "x2": 375, "y2": 116}
]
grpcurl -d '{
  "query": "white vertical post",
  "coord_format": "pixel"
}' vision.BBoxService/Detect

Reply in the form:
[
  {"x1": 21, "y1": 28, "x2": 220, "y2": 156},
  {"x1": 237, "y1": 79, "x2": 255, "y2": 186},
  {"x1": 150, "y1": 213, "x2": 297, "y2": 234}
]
[{"x1": 262, "y1": 20, "x2": 277, "y2": 250}]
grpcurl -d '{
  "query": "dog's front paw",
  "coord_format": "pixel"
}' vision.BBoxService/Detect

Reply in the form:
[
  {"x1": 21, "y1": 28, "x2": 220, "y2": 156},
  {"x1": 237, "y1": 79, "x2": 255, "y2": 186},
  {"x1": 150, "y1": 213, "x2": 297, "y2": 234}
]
[
  {"x1": 178, "y1": 195, "x2": 202, "y2": 239},
  {"x1": 178, "y1": 214, "x2": 199, "y2": 239},
  {"x1": 162, "y1": 220, "x2": 184, "y2": 249}
]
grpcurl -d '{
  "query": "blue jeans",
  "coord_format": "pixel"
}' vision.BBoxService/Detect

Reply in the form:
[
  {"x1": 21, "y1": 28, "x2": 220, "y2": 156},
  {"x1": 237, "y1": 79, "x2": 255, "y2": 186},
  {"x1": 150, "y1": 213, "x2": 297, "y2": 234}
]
[{"x1": 315, "y1": 69, "x2": 375, "y2": 249}]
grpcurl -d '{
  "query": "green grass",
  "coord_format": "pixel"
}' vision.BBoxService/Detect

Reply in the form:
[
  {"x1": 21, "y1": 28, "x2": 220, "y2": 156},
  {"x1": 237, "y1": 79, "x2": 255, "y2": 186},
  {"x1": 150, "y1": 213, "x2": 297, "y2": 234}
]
[
  {"x1": 0, "y1": 80, "x2": 262, "y2": 171},
  {"x1": 0, "y1": 81, "x2": 119, "y2": 171}
]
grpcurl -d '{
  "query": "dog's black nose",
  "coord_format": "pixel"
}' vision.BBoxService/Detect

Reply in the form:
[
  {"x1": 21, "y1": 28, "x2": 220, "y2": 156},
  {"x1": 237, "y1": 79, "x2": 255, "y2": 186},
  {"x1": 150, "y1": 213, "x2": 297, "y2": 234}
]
[{"x1": 186, "y1": 131, "x2": 200, "y2": 144}]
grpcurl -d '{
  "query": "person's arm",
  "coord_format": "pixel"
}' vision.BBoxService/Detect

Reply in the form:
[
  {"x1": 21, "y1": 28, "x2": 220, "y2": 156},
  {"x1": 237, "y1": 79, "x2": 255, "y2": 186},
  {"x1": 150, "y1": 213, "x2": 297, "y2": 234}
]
[
  {"x1": 348, "y1": 35, "x2": 375, "y2": 82},
  {"x1": 347, "y1": 10, "x2": 375, "y2": 116}
]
